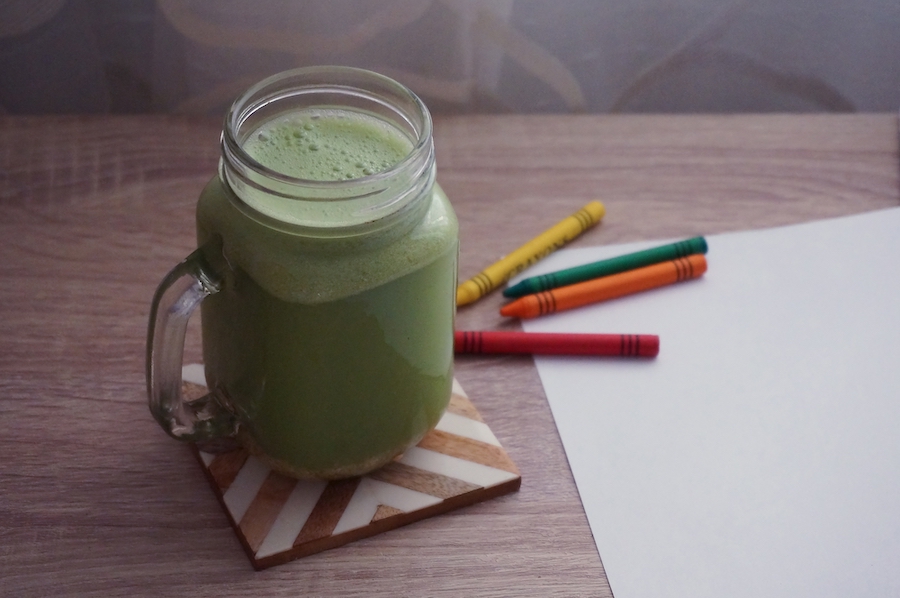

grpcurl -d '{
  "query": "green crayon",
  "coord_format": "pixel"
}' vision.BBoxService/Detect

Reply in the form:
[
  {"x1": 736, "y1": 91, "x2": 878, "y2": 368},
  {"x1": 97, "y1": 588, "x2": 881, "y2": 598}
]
[{"x1": 502, "y1": 236, "x2": 708, "y2": 298}]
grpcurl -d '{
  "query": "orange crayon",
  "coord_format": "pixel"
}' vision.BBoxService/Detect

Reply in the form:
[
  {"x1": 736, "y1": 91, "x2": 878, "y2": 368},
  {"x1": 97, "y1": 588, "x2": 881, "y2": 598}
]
[{"x1": 500, "y1": 254, "x2": 707, "y2": 319}]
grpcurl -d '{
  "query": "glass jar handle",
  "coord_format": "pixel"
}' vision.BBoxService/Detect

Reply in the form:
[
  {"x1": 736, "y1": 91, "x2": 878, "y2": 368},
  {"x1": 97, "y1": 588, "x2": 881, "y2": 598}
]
[{"x1": 146, "y1": 243, "x2": 236, "y2": 442}]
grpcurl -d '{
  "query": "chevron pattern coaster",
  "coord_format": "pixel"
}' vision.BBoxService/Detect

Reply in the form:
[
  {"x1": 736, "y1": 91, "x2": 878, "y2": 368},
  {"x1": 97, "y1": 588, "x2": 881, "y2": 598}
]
[{"x1": 181, "y1": 364, "x2": 521, "y2": 570}]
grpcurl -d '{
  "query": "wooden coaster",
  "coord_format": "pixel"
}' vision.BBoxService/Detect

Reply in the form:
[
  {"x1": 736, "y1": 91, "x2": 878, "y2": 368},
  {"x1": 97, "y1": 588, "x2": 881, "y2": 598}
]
[{"x1": 181, "y1": 364, "x2": 521, "y2": 570}]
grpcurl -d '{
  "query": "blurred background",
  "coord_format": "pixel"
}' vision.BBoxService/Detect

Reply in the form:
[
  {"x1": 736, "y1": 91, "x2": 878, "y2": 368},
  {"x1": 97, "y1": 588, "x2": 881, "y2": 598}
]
[{"x1": 0, "y1": 0, "x2": 897, "y2": 116}]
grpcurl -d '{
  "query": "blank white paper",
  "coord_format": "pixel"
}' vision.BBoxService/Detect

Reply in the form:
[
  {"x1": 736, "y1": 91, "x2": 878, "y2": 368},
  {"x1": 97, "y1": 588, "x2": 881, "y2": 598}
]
[{"x1": 516, "y1": 208, "x2": 900, "y2": 597}]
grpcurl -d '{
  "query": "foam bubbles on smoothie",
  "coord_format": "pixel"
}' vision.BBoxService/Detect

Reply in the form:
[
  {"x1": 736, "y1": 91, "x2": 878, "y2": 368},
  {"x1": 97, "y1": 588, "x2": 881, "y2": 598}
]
[{"x1": 243, "y1": 109, "x2": 413, "y2": 181}]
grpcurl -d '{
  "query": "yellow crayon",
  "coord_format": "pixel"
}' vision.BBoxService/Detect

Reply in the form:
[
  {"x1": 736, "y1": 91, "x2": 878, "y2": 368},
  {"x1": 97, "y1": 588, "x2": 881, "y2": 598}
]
[{"x1": 456, "y1": 200, "x2": 606, "y2": 306}]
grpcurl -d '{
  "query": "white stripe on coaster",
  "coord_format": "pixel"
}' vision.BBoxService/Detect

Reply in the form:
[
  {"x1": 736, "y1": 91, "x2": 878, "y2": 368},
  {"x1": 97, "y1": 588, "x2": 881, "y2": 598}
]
[
  {"x1": 435, "y1": 411, "x2": 500, "y2": 446},
  {"x1": 255, "y1": 479, "x2": 328, "y2": 559},
  {"x1": 332, "y1": 479, "x2": 442, "y2": 536},
  {"x1": 451, "y1": 378, "x2": 467, "y2": 398},
  {"x1": 198, "y1": 451, "x2": 216, "y2": 466},
  {"x1": 222, "y1": 456, "x2": 270, "y2": 522},
  {"x1": 181, "y1": 363, "x2": 206, "y2": 386},
  {"x1": 398, "y1": 447, "x2": 519, "y2": 488}
]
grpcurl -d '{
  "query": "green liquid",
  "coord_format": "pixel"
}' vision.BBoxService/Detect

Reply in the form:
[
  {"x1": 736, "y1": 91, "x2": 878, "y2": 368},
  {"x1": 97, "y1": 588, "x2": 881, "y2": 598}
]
[
  {"x1": 244, "y1": 108, "x2": 412, "y2": 181},
  {"x1": 196, "y1": 109, "x2": 457, "y2": 479}
]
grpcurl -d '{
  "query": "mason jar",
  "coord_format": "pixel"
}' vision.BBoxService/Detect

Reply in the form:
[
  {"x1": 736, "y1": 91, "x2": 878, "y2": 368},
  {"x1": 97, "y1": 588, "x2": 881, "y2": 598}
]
[{"x1": 147, "y1": 66, "x2": 458, "y2": 480}]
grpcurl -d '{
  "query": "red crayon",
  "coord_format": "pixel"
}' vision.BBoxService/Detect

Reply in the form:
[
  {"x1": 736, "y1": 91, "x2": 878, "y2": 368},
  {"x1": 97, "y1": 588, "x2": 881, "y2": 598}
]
[{"x1": 454, "y1": 330, "x2": 659, "y2": 357}]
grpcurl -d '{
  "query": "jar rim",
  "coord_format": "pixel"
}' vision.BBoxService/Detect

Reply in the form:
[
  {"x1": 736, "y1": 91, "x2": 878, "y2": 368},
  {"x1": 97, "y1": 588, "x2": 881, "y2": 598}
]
[{"x1": 221, "y1": 65, "x2": 433, "y2": 191}]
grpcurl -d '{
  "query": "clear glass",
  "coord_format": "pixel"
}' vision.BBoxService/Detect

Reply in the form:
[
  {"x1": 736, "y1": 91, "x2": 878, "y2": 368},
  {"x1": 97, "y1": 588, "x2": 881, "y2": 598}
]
[
  {"x1": 221, "y1": 65, "x2": 435, "y2": 231},
  {"x1": 147, "y1": 66, "x2": 458, "y2": 479}
]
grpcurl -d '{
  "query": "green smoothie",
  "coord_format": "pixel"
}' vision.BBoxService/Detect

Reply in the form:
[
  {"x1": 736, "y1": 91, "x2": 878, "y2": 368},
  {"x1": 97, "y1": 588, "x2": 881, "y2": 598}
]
[
  {"x1": 243, "y1": 108, "x2": 412, "y2": 181},
  {"x1": 196, "y1": 107, "x2": 458, "y2": 479}
]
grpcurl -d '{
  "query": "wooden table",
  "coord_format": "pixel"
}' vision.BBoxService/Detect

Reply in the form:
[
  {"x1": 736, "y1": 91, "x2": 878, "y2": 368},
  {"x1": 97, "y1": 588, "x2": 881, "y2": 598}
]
[{"x1": 2, "y1": 113, "x2": 897, "y2": 597}]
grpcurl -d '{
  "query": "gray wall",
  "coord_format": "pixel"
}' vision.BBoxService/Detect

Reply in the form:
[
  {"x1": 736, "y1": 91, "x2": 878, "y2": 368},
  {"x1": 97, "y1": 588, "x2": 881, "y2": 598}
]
[{"x1": 1, "y1": 0, "x2": 897, "y2": 115}]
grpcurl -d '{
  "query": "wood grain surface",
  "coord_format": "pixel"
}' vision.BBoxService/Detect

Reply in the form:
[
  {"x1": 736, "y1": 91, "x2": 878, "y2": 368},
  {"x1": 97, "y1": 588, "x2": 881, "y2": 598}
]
[{"x1": 1, "y1": 113, "x2": 897, "y2": 597}]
